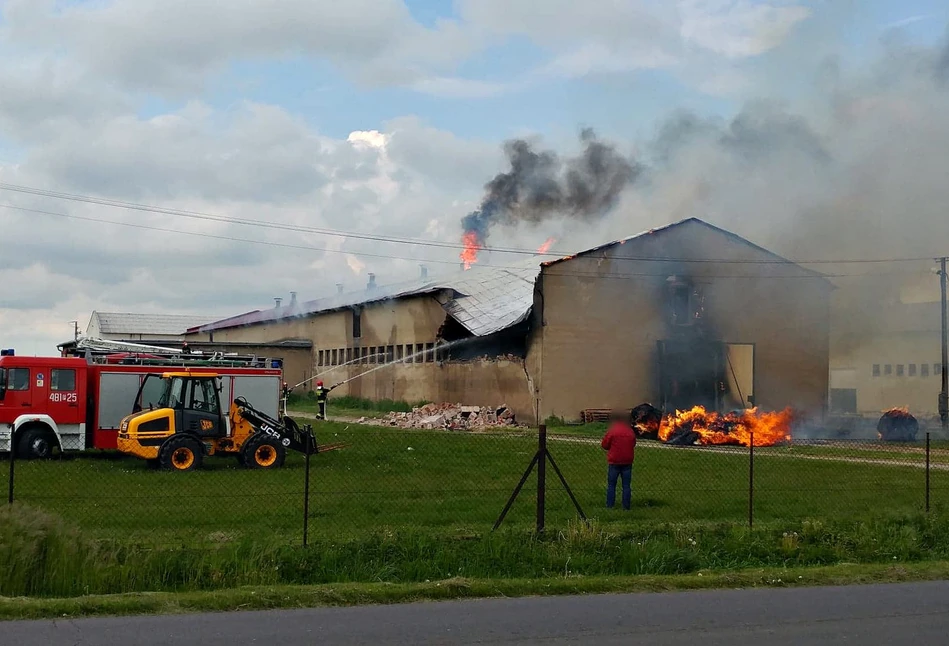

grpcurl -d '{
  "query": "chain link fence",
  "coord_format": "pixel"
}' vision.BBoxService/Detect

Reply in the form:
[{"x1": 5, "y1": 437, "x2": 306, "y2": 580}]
[{"x1": 4, "y1": 420, "x2": 944, "y2": 547}]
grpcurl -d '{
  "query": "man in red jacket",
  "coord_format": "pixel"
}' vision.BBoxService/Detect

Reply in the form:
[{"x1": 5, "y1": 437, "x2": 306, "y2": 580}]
[{"x1": 601, "y1": 409, "x2": 637, "y2": 510}]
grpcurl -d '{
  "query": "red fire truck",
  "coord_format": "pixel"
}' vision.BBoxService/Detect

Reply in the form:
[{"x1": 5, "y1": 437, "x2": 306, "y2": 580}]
[{"x1": 0, "y1": 342, "x2": 284, "y2": 460}]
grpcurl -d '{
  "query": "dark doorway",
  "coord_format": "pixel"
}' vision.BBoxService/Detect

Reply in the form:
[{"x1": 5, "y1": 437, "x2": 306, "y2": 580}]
[{"x1": 657, "y1": 339, "x2": 727, "y2": 413}]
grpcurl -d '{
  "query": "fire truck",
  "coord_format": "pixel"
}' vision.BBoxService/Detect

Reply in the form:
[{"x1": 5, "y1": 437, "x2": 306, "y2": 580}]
[{"x1": 0, "y1": 338, "x2": 284, "y2": 460}]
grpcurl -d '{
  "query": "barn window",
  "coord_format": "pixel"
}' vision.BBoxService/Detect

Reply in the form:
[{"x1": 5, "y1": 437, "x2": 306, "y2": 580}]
[
  {"x1": 937, "y1": 363, "x2": 943, "y2": 376},
  {"x1": 896, "y1": 364, "x2": 904, "y2": 377},
  {"x1": 368, "y1": 347, "x2": 376, "y2": 364},
  {"x1": 922, "y1": 363, "x2": 930, "y2": 377},
  {"x1": 884, "y1": 364, "x2": 892, "y2": 376},
  {"x1": 318, "y1": 350, "x2": 324, "y2": 366},
  {"x1": 425, "y1": 343, "x2": 435, "y2": 363},
  {"x1": 396, "y1": 345, "x2": 404, "y2": 361},
  {"x1": 386, "y1": 345, "x2": 395, "y2": 363},
  {"x1": 331, "y1": 349, "x2": 338, "y2": 365},
  {"x1": 405, "y1": 344, "x2": 415, "y2": 362},
  {"x1": 872, "y1": 364, "x2": 880, "y2": 377},
  {"x1": 346, "y1": 348, "x2": 353, "y2": 364},
  {"x1": 909, "y1": 363, "x2": 917, "y2": 377},
  {"x1": 352, "y1": 309, "x2": 362, "y2": 339}
]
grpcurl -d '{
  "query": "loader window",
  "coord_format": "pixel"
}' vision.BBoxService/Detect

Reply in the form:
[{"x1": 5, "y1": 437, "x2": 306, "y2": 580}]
[
  {"x1": 190, "y1": 380, "x2": 220, "y2": 414},
  {"x1": 157, "y1": 378, "x2": 185, "y2": 409}
]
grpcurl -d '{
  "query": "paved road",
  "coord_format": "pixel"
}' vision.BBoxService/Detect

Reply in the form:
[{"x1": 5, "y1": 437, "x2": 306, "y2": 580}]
[{"x1": 5, "y1": 581, "x2": 949, "y2": 645}]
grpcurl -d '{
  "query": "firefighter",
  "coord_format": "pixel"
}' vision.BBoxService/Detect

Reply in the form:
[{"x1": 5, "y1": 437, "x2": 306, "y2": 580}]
[{"x1": 314, "y1": 380, "x2": 330, "y2": 420}]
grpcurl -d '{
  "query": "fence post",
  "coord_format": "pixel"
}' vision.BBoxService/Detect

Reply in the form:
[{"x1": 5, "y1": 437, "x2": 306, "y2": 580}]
[
  {"x1": 536, "y1": 424, "x2": 547, "y2": 535},
  {"x1": 8, "y1": 440, "x2": 14, "y2": 505},
  {"x1": 748, "y1": 432, "x2": 754, "y2": 528},
  {"x1": 303, "y1": 426, "x2": 312, "y2": 547},
  {"x1": 926, "y1": 432, "x2": 931, "y2": 514}
]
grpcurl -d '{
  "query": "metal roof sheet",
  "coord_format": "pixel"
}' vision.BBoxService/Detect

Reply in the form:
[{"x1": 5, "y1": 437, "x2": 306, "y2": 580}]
[
  {"x1": 193, "y1": 257, "x2": 542, "y2": 337},
  {"x1": 193, "y1": 217, "x2": 830, "y2": 338},
  {"x1": 92, "y1": 312, "x2": 216, "y2": 336}
]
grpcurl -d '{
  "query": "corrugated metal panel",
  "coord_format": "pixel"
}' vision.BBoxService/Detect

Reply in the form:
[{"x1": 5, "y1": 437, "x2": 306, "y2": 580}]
[
  {"x1": 195, "y1": 258, "x2": 542, "y2": 337},
  {"x1": 94, "y1": 312, "x2": 216, "y2": 336}
]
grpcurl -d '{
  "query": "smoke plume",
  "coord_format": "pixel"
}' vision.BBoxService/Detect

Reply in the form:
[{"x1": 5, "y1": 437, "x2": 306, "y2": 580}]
[{"x1": 461, "y1": 129, "x2": 641, "y2": 249}]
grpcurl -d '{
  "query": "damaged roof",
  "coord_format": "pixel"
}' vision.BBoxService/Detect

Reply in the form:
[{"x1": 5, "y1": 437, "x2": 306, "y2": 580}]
[
  {"x1": 193, "y1": 217, "x2": 830, "y2": 337},
  {"x1": 191, "y1": 257, "x2": 542, "y2": 337},
  {"x1": 541, "y1": 217, "x2": 832, "y2": 283}
]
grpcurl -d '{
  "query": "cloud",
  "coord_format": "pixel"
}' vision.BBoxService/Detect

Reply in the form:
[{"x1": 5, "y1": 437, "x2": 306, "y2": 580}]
[
  {"x1": 0, "y1": 77, "x2": 505, "y2": 352},
  {"x1": 457, "y1": 0, "x2": 810, "y2": 82},
  {"x1": 0, "y1": 0, "x2": 479, "y2": 95},
  {"x1": 676, "y1": 0, "x2": 811, "y2": 59}
]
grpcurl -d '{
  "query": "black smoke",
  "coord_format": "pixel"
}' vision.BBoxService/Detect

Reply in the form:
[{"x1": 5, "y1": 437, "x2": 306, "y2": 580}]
[{"x1": 461, "y1": 129, "x2": 641, "y2": 246}]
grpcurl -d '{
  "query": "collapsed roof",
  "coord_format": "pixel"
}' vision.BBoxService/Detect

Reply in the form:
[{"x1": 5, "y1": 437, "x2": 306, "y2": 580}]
[{"x1": 190, "y1": 217, "x2": 831, "y2": 338}]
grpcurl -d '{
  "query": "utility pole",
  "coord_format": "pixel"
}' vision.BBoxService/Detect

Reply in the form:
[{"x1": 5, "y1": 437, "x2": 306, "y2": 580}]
[{"x1": 939, "y1": 258, "x2": 948, "y2": 430}]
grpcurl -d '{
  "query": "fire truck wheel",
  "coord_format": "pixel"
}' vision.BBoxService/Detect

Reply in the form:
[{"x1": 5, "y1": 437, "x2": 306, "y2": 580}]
[
  {"x1": 242, "y1": 435, "x2": 286, "y2": 469},
  {"x1": 16, "y1": 426, "x2": 57, "y2": 460},
  {"x1": 158, "y1": 436, "x2": 203, "y2": 472}
]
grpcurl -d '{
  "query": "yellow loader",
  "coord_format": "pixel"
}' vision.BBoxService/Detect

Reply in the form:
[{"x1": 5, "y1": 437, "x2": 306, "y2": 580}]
[{"x1": 117, "y1": 370, "x2": 318, "y2": 471}]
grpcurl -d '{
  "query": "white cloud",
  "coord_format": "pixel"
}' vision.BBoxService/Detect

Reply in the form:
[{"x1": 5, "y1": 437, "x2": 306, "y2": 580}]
[
  {"x1": 457, "y1": 0, "x2": 810, "y2": 81},
  {"x1": 0, "y1": 0, "x2": 480, "y2": 96},
  {"x1": 676, "y1": 0, "x2": 811, "y2": 59},
  {"x1": 0, "y1": 84, "x2": 501, "y2": 351}
]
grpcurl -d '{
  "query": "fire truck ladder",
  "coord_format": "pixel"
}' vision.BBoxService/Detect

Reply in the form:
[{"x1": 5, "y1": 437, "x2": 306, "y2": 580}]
[{"x1": 64, "y1": 337, "x2": 284, "y2": 369}]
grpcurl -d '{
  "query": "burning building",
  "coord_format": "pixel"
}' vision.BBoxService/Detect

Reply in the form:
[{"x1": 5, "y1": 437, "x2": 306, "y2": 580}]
[
  {"x1": 525, "y1": 217, "x2": 833, "y2": 426},
  {"x1": 187, "y1": 218, "x2": 832, "y2": 427}
]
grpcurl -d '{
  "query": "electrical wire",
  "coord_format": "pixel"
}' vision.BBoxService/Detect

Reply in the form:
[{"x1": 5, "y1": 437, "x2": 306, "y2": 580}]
[
  {"x1": 0, "y1": 180, "x2": 942, "y2": 266},
  {"x1": 0, "y1": 202, "x2": 936, "y2": 280}
]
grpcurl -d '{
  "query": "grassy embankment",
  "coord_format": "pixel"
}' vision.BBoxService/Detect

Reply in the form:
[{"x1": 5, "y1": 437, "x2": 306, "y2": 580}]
[{"x1": 2, "y1": 417, "x2": 948, "y2": 618}]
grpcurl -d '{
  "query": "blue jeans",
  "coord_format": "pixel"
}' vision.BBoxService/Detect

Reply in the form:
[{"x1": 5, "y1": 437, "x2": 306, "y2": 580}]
[{"x1": 607, "y1": 464, "x2": 632, "y2": 510}]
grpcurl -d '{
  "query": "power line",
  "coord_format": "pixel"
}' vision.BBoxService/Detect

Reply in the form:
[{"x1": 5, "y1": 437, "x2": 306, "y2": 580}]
[
  {"x1": 0, "y1": 202, "x2": 932, "y2": 281},
  {"x1": 0, "y1": 180, "x2": 941, "y2": 266}
]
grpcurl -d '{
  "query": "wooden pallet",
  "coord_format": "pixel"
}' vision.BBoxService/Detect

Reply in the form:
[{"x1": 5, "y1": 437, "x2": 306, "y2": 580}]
[{"x1": 580, "y1": 409, "x2": 632, "y2": 424}]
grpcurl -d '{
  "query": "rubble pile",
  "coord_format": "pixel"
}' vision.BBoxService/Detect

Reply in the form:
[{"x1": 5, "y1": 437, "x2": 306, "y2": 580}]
[{"x1": 378, "y1": 403, "x2": 521, "y2": 430}]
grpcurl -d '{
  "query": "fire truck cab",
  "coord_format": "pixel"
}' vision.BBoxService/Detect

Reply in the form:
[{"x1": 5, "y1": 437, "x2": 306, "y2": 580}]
[{"x1": 0, "y1": 353, "x2": 88, "y2": 459}]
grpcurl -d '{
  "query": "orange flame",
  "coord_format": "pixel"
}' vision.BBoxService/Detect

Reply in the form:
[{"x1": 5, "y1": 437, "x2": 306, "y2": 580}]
[
  {"x1": 537, "y1": 237, "x2": 556, "y2": 254},
  {"x1": 658, "y1": 406, "x2": 793, "y2": 447},
  {"x1": 460, "y1": 231, "x2": 481, "y2": 270}
]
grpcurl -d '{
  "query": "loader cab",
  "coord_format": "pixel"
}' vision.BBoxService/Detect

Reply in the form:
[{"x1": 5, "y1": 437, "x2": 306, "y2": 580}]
[{"x1": 134, "y1": 372, "x2": 227, "y2": 438}]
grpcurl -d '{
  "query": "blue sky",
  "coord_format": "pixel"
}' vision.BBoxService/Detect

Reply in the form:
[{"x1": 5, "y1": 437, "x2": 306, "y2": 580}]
[
  {"x1": 127, "y1": 0, "x2": 949, "y2": 144},
  {"x1": 2, "y1": 0, "x2": 949, "y2": 353}
]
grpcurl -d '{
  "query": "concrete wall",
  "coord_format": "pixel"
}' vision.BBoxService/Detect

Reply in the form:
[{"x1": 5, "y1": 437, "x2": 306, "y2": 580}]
[
  {"x1": 195, "y1": 294, "x2": 537, "y2": 422},
  {"x1": 832, "y1": 332, "x2": 943, "y2": 415},
  {"x1": 534, "y1": 222, "x2": 832, "y2": 423}
]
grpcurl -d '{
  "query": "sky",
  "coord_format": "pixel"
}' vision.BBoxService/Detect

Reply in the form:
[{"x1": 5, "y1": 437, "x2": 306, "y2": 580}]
[{"x1": 1, "y1": 0, "x2": 949, "y2": 354}]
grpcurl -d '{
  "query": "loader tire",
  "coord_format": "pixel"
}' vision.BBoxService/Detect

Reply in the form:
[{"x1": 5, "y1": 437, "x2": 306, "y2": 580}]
[
  {"x1": 242, "y1": 435, "x2": 286, "y2": 469},
  {"x1": 158, "y1": 435, "x2": 203, "y2": 472}
]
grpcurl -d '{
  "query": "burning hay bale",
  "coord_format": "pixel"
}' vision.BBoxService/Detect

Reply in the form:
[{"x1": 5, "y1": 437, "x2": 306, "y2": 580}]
[
  {"x1": 380, "y1": 403, "x2": 521, "y2": 431},
  {"x1": 658, "y1": 406, "x2": 793, "y2": 448},
  {"x1": 877, "y1": 407, "x2": 918, "y2": 442},
  {"x1": 631, "y1": 403, "x2": 662, "y2": 440}
]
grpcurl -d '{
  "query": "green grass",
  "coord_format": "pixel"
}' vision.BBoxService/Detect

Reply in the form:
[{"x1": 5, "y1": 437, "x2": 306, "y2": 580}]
[
  {"x1": 5, "y1": 503, "x2": 949, "y2": 614},
  {"x1": 289, "y1": 394, "x2": 429, "y2": 419},
  {"x1": 4, "y1": 421, "x2": 948, "y2": 547},
  {"x1": 4, "y1": 561, "x2": 949, "y2": 620},
  {"x1": 5, "y1": 425, "x2": 949, "y2": 614}
]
